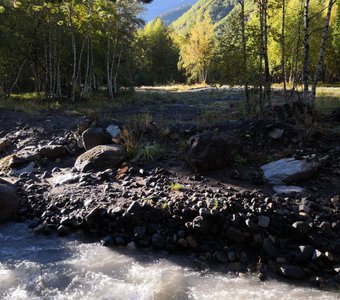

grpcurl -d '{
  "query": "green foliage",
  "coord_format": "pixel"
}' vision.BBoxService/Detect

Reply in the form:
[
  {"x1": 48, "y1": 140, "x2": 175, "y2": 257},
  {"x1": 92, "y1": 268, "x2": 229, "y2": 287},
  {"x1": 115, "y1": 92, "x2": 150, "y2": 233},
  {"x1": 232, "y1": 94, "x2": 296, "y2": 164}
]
[
  {"x1": 136, "y1": 18, "x2": 183, "y2": 85},
  {"x1": 232, "y1": 153, "x2": 248, "y2": 167},
  {"x1": 178, "y1": 13, "x2": 216, "y2": 83},
  {"x1": 133, "y1": 142, "x2": 164, "y2": 162},
  {"x1": 170, "y1": 182, "x2": 184, "y2": 191}
]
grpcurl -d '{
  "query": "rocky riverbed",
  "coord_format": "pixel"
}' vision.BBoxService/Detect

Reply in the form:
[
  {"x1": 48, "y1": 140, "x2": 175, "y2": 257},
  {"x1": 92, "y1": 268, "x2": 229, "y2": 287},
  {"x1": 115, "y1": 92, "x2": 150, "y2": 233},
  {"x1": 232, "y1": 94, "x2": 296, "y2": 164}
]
[{"x1": 0, "y1": 105, "x2": 339, "y2": 293}]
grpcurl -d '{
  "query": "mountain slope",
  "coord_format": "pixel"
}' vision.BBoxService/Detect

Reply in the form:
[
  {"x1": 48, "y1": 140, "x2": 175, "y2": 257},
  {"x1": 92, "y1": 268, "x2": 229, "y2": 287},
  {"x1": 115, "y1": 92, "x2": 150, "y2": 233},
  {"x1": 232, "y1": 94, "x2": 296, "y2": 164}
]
[
  {"x1": 142, "y1": 0, "x2": 197, "y2": 22},
  {"x1": 171, "y1": 0, "x2": 237, "y2": 33},
  {"x1": 160, "y1": 5, "x2": 193, "y2": 26}
]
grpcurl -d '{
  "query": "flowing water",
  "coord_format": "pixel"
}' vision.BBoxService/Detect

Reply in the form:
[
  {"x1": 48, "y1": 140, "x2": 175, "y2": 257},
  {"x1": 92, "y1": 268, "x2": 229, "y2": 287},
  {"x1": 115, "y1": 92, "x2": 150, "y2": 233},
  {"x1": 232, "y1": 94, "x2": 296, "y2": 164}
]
[{"x1": 0, "y1": 223, "x2": 337, "y2": 300}]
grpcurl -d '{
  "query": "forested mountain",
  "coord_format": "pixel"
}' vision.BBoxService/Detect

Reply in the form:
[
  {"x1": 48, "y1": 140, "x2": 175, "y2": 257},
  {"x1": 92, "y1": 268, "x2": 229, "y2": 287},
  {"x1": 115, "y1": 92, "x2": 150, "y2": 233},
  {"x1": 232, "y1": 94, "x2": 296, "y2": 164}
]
[
  {"x1": 159, "y1": 5, "x2": 193, "y2": 26},
  {"x1": 142, "y1": 0, "x2": 196, "y2": 22},
  {"x1": 171, "y1": 0, "x2": 238, "y2": 33}
]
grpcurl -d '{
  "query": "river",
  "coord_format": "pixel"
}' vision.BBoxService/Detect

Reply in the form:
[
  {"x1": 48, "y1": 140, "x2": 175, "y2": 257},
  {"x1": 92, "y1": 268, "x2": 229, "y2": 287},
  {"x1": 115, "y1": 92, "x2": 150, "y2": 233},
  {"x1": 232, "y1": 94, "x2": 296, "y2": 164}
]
[{"x1": 0, "y1": 223, "x2": 337, "y2": 300}]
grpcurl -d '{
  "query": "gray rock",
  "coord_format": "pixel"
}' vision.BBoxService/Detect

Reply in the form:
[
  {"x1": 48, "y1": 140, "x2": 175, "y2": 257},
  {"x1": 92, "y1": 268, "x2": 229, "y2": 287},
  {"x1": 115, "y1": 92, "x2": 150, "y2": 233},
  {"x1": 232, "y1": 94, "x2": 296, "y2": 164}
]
[
  {"x1": 192, "y1": 216, "x2": 210, "y2": 235},
  {"x1": 54, "y1": 173, "x2": 80, "y2": 185},
  {"x1": 39, "y1": 145, "x2": 69, "y2": 159},
  {"x1": 268, "y1": 128, "x2": 285, "y2": 140},
  {"x1": 75, "y1": 145, "x2": 126, "y2": 172},
  {"x1": 106, "y1": 125, "x2": 121, "y2": 140},
  {"x1": 258, "y1": 215, "x2": 270, "y2": 228},
  {"x1": 8, "y1": 161, "x2": 35, "y2": 176},
  {"x1": 82, "y1": 127, "x2": 112, "y2": 150},
  {"x1": 261, "y1": 158, "x2": 319, "y2": 184},
  {"x1": 226, "y1": 226, "x2": 244, "y2": 243},
  {"x1": 273, "y1": 185, "x2": 305, "y2": 194},
  {"x1": 292, "y1": 221, "x2": 310, "y2": 234},
  {"x1": 0, "y1": 181, "x2": 20, "y2": 223}
]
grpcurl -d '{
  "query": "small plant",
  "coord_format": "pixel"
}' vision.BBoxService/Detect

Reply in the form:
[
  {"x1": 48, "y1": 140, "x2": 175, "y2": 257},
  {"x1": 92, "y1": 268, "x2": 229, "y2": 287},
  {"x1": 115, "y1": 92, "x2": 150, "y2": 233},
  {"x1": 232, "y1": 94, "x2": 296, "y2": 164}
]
[
  {"x1": 134, "y1": 142, "x2": 164, "y2": 162},
  {"x1": 170, "y1": 182, "x2": 184, "y2": 191},
  {"x1": 232, "y1": 153, "x2": 248, "y2": 167}
]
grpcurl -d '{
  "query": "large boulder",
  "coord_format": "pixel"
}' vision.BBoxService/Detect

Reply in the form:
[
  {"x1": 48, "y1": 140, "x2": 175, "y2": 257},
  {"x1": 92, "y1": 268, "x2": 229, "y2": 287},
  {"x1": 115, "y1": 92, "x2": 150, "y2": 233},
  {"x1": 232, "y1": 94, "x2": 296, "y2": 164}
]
[
  {"x1": 0, "y1": 137, "x2": 11, "y2": 153},
  {"x1": 187, "y1": 131, "x2": 240, "y2": 172},
  {"x1": 0, "y1": 180, "x2": 20, "y2": 223},
  {"x1": 75, "y1": 145, "x2": 126, "y2": 172},
  {"x1": 39, "y1": 145, "x2": 69, "y2": 159},
  {"x1": 82, "y1": 128, "x2": 112, "y2": 150},
  {"x1": 261, "y1": 158, "x2": 319, "y2": 185}
]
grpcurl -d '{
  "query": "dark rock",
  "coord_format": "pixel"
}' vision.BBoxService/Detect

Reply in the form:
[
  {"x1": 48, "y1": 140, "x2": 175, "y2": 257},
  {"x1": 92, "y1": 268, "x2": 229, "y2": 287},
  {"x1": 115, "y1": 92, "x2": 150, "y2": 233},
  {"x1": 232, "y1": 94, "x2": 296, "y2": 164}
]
[
  {"x1": 192, "y1": 216, "x2": 210, "y2": 235},
  {"x1": 292, "y1": 221, "x2": 310, "y2": 235},
  {"x1": 75, "y1": 145, "x2": 126, "y2": 172},
  {"x1": 280, "y1": 265, "x2": 305, "y2": 279},
  {"x1": 82, "y1": 127, "x2": 111, "y2": 150},
  {"x1": 187, "y1": 131, "x2": 240, "y2": 172},
  {"x1": 296, "y1": 245, "x2": 315, "y2": 262},
  {"x1": 134, "y1": 226, "x2": 146, "y2": 239},
  {"x1": 39, "y1": 145, "x2": 69, "y2": 159},
  {"x1": 263, "y1": 238, "x2": 279, "y2": 257},
  {"x1": 0, "y1": 181, "x2": 20, "y2": 223},
  {"x1": 101, "y1": 236, "x2": 114, "y2": 246},
  {"x1": 57, "y1": 225, "x2": 71, "y2": 236},
  {"x1": 0, "y1": 137, "x2": 11, "y2": 153},
  {"x1": 152, "y1": 233, "x2": 165, "y2": 248},
  {"x1": 226, "y1": 226, "x2": 244, "y2": 243},
  {"x1": 127, "y1": 201, "x2": 141, "y2": 214}
]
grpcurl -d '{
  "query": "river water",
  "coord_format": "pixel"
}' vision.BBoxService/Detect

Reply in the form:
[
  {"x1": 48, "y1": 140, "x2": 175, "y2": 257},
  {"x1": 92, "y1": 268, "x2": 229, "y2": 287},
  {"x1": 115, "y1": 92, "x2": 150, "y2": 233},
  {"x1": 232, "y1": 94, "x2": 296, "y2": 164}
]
[{"x1": 0, "y1": 223, "x2": 337, "y2": 300}]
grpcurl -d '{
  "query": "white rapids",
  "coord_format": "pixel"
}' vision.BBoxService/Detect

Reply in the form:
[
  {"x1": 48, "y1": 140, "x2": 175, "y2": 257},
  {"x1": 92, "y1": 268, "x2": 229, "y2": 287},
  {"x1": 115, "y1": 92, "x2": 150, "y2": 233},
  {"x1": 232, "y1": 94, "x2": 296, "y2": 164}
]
[{"x1": 0, "y1": 223, "x2": 337, "y2": 300}]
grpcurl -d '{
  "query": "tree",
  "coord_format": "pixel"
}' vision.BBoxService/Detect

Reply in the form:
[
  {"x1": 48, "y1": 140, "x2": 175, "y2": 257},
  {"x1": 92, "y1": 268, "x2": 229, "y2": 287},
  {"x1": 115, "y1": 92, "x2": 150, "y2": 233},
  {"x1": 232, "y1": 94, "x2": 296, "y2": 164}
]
[
  {"x1": 137, "y1": 18, "x2": 182, "y2": 85},
  {"x1": 178, "y1": 13, "x2": 216, "y2": 83},
  {"x1": 309, "y1": 0, "x2": 337, "y2": 111}
]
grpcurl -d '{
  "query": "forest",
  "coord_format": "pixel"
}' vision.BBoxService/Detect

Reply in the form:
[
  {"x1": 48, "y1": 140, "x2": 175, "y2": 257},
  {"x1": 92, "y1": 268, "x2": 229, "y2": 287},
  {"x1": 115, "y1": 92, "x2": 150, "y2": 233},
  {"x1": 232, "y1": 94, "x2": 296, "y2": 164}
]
[{"x1": 0, "y1": 0, "x2": 339, "y2": 112}]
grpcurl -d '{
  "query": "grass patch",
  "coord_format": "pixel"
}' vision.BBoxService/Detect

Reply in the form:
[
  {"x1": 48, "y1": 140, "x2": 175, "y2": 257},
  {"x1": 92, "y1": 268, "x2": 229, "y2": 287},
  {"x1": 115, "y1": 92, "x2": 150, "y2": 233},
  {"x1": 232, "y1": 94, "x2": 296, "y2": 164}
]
[
  {"x1": 170, "y1": 182, "x2": 184, "y2": 191},
  {"x1": 133, "y1": 142, "x2": 164, "y2": 162}
]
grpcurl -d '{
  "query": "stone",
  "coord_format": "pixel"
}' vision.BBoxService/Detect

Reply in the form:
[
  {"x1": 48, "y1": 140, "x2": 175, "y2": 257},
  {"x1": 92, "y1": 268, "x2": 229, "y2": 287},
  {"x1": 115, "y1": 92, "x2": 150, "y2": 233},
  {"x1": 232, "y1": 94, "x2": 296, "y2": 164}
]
[
  {"x1": 39, "y1": 145, "x2": 69, "y2": 159},
  {"x1": 127, "y1": 201, "x2": 141, "y2": 214},
  {"x1": 268, "y1": 128, "x2": 285, "y2": 140},
  {"x1": 186, "y1": 236, "x2": 198, "y2": 248},
  {"x1": 152, "y1": 233, "x2": 165, "y2": 248},
  {"x1": 0, "y1": 181, "x2": 20, "y2": 223},
  {"x1": 258, "y1": 215, "x2": 270, "y2": 228},
  {"x1": 106, "y1": 125, "x2": 121, "y2": 140},
  {"x1": 273, "y1": 185, "x2": 305, "y2": 194},
  {"x1": 82, "y1": 127, "x2": 112, "y2": 150},
  {"x1": 192, "y1": 216, "x2": 210, "y2": 235},
  {"x1": 134, "y1": 226, "x2": 146, "y2": 239},
  {"x1": 187, "y1": 131, "x2": 240, "y2": 172},
  {"x1": 0, "y1": 137, "x2": 10, "y2": 153},
  {"x1": 226, "y1": 226, "x2": 244, "y2": 243},
  {"x1": 296, "y1": 245, "x2": 315, "y2": 262},
  {"x1": 292, "y1": 221, "x2": 310, "y2": 235},
  {"x1": 54, "y1": 173, "x2": 80, "y2": 185},
  {"x1": 177, "y1": 238, "x2": 188, "y2": 248},
  {"x1": 75, "y1": 145, "x2": 126, "y2": 172},
  {"x1": 280, "y1": 265, "x2": 305, "y2": 279},
  {"x1": 8, "y1": 161, "x2": 35, "y2": 176},
  {"x1": 263, "y1": 238, "x2": 279, "y2": 257},
  {"x1": 261, "y1": 158, "x2": 319, "y2": 184}
]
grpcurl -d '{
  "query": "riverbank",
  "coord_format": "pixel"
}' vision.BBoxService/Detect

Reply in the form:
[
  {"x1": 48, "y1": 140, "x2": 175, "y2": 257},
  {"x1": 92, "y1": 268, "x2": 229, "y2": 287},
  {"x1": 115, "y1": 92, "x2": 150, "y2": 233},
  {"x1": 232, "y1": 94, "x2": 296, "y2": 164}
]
[{"x1": 0, "y1": 90, "x2": 339, "y2": 293}]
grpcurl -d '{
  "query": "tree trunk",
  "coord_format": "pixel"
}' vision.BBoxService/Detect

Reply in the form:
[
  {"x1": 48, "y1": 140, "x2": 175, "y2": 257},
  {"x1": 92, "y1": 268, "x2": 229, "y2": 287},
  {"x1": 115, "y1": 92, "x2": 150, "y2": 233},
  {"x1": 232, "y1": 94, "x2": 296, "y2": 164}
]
[
  {"x1": 309, "y1": 0, "x2": 335, "y2": 112},
  {"x1": 238, "y1": 0, "x2": 250, "y2": 112},
  {"x1": 281, "y1": 0, "x2": 287, "y2": 103},
  {"x1": 69, "y1": 1, "x2": 77, "y2": 102},
  {"x1": 263, "y1": 0, "x2": 271, "y2": 110},
  {"x1": 302, "y1": 0, "x2": 310, "y2": 104}
]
